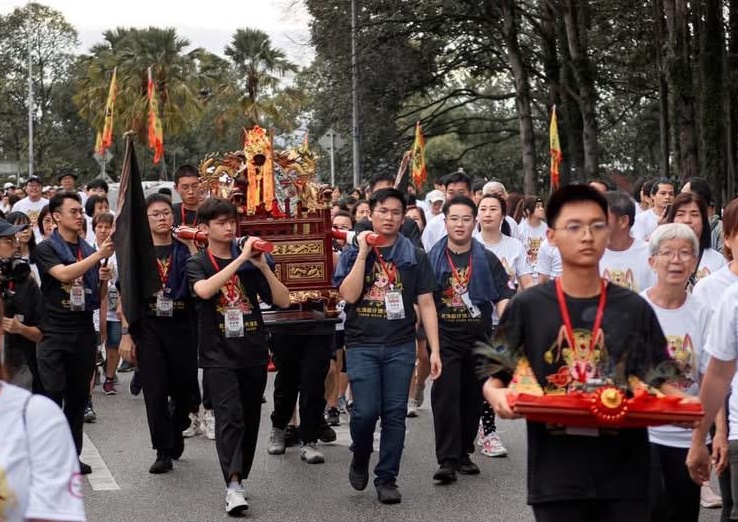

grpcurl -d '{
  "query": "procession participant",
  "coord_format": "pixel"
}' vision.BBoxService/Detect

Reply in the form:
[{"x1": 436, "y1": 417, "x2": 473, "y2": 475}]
[
  {"x1": 428, "y1": 196, "x2": 513, "y2": 483},
  {"x1": 57, "y1": 169, "x2": 86, "y2": 203},
  {"x1": 421, "y1": 171, "x2": 472, "y2": 251},
  {"x1": 473, "y1": 193, "x2": 533, "y2": 458},
  {"x1": 681, "y1": 177, "x2": 724, "y2": 254},
  {"x1": 334, "y1": 187, "x2": 441, "y2": 504},
  {"x1": 514, "y1": 196, "x2": 548, "y2": 280},
  {"x1": 37, "y1": 204, "x2": 54, "y2": 241},
  {"x1": 599, "y1": 191, "x2": 655, "y2": 292},
  {"x1": 536, "y1": 238, "x2": 562, "y2": 283},
  {"x1": 665, "y1": 192, "x2": 726, "y2": 287},
  {"x1": 641, "y1": 223, "x2": 715, "y2": 522},
  {"x1": 11, "y1": 175, "x2": 48, "y2": 241},
  {"x1": 632, "y1": 178, "x2": 674, "y2": 241},
  {"x1": 482, "y1": 185, "x2": 692, "y2": 522},
  {"x1": 34, "y1": 192, "x2": 113, "y2": 475},
  {"x1": 187, "y1": 198, "x2": 290, "y2": 515},
  {"x1": 481, "y1": 181, "x2": 520, "y2": 239}
]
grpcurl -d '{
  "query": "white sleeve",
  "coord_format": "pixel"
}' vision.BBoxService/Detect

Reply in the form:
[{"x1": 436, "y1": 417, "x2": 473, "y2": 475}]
[
  {"x1": 537, "y1": 243, "x2": 552, "y2": 276},
  {"x1": 515, "y1": 241, "x2": 533, "y2": 277},
  {"x1": 699, "y1": 305, "x2": 714, "y2": 376},
  {"x1": 505, "y1": 216, "x2": 519, "y2": 240},
  {"x1": 421, "y1": 217, "x2": 444, "y2": 251},
  {"x1": 704, "y1": 287, "x2": 738, "y2": 362},
  {"x1": 25, "y1": 396, "x2": 87, "y2": 522}
]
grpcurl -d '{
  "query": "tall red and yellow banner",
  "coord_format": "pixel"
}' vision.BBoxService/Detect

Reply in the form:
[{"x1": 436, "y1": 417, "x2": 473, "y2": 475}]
[
  {"x1": 550, "y1": 105, "x2": 562, "y2": 191},
  {"x1": 243, "y1": 126, "x2": 274, "y2": 211},
  {"x1": 98, "y1": 67, "x2": 117, "y2": 155},
  {"x1": 147, "y1": 67, "x2": 164, "y2": 164},
  {"x1": 411, "y1": 121, "x2": 427, "y2": 189}
]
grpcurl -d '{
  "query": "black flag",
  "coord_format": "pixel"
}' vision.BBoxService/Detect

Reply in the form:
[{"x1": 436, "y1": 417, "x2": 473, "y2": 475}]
[{"x1": 114, "y1": 135, "x2": 161, "y2": 328}]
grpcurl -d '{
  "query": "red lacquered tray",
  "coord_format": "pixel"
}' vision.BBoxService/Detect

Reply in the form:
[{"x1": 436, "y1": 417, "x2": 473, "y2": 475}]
[{"x1": 508, "y1": 386, "x2": 703, "y2": 428}]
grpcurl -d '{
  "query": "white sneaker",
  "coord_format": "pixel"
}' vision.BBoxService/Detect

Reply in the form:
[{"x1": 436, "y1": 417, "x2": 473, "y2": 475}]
[
  {"x1": 225, "y1": 487, "x2": 248, "y2": 516},
  {"x1": 300, "y1": 442, "x2": 325, "y2": 464},
  {"x1": 406, "y1": 398, "x2": 419, "y2": 418},
  {"x1": 203, "y1": 409, "x2": 216, "y2": 440},
  {"x1": 182, "y1": 413, "x2": 201, "y2": 438},
  {"x1": 700, "y1": 484, "x2": 722, "y2": 508},
  {"x1": 481, "y1": 431, "x2": 508, "y2": 457},
  {"x1": 476, "y1": 422, "x2": 484, "y2": 447}
]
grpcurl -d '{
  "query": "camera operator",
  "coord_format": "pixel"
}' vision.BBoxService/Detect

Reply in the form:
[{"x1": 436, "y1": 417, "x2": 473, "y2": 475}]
[
  {"x1": 0, "y1": 218, "x2": 44, "y2": 393},
  {"x1": 34, "y1": 192, "x2": 113, "y2": 475}
]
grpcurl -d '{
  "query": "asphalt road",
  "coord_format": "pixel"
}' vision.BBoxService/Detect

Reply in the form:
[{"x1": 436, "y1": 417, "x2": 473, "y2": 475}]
[{"x1": 81, "y1": 372, "x2": 721, "y2": 522}]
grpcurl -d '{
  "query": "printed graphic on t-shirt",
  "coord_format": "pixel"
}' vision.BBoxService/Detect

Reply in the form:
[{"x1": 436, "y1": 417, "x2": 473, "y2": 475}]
[
  {"x1": 439, "y1": 268, "x2": 472, "y2": 322},
  {"x1": 499, "y1": 258, "x2": 517, "y2": 290},
  {"x1": 602, "y1": 268, "x2": 635, "y2": 291},
  {"x1": 543, "y1": 326, "x2": 607, "y2": 393},
  {"x1": 26, "y1": 210, "x2": 40, "y2": 228},
  {"x1": 0, "y1": 466, "x2": 18, "y2": 517},
  {"x1": 526, "y1": 237, "x2": 542, "y2": 267},
  {"x1": 695, "y1": 266, "x2": 711, "y2": 282},
  {"x1": 357, "y1": 260, "x2": 403, "y2": 318},
  {"x1": 665, "y1": 333, "x2": 695, "y2": 391},
  {"x1": 215, "y1": 279, "x2": 257, "y2": 332}
]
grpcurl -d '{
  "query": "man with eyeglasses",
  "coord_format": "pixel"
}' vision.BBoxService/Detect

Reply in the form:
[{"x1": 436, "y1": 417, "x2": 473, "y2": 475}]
[
  {"x1": 427, "y1": 196, "x2": 514, "y2": 484},
  {"x1": 118, "y1": 194, "x2": 199, "y2": 474},
  {"x1": 334, "y1": 187, "x2": 441, "y2": 504},
  {"x1": 34, "y1": 192, "x2": 114, "y2": 475},
  {"x1": 421, "y1": 171, "x2": 473, "y2": 251},
  {"x1": 480, "y1": 185, "x2": 691, "y2": 522}
]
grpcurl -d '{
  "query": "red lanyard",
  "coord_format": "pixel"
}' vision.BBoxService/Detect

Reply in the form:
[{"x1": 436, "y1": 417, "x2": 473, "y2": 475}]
[
  {"x1": 445, "y1": 249, "x2": 472, "y2": 291},
  {"x1": 372, "y1": 246, "x2": 395, "y2": 286},
  {"x1": 206, "y1": 248, "x2": 239, "y2": 303},
  {"x1": 77, "y1": 246, "x2": 83, "y2": 262},
  {"x1": 156, "y1": 255, "x2": 172, "y2": 287},
  {"x1": 555, "y1": 278, "x2": 607, "y2": 355},
  {"x1": 181, "y1": 205, "x2": 197, "y2": 226}
]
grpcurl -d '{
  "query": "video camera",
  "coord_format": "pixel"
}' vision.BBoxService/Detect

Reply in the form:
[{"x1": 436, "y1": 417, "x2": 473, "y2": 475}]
[{"x1": 0, "y1": 254, "x2": 30, "y2": 299}]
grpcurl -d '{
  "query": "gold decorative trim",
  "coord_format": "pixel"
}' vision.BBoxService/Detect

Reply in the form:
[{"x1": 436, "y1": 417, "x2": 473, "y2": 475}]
[
  {"x1": 272, "y1": 241, "x2": 324, "y2": 257},
  {"x1": 287, "y1": 263, "x2": 324, "y2": 280}
]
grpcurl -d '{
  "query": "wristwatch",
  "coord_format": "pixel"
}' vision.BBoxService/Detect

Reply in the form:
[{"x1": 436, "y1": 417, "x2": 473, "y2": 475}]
[{"x1": 121, "y1": 327, "x2": 129, "y2": 335}]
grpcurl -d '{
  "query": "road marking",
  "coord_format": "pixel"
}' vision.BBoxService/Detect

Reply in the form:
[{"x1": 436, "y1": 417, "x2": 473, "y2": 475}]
[{"x1": 81, "y1": 433, "x2": 120, "y2": 491}]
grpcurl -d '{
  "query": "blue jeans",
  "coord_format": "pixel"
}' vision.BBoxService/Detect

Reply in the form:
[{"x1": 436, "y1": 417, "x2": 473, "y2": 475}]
[{"x1": 346, "y1": 342, "x2": 416, "y2": 485}]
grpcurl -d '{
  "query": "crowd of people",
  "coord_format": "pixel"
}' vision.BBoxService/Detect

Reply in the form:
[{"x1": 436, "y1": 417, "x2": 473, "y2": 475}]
[{"x1": 1, "y1": 164, "x2": 737, "y2": 522}]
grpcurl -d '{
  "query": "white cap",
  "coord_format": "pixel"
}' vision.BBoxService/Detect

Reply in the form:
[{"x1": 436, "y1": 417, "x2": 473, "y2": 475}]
[
  {"x1": 3, "y1": 182, "x2": 14, "y2": 189},
  {"x1": 43, "y1": 185, "x2": 51, "y2": 192},
  {"x1": 426, "y1": 189, "x2": 445, "y2": 203}
]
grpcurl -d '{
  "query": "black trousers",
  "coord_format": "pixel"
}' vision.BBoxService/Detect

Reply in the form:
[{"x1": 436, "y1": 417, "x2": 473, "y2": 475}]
[
  {"x1": 38, "y1": 330, "x2": 97, "y2": 455},
  {"x1": 206, "y1": 366, "x2": 267, "y2": 484},
  {"x1": 270, "y1": 332, "x2": 332, "y2": 443},
  {"x1": 649, "y1": 442, "x2": 701, "y2": 522},
  {"x1": 431, "y1": 343, "x2": 482, "y2": 466},
  {"x1": 533, "y1": 499, "x2": 648, "y2": 522},
  {"x1": 136, "y1": 317, "x2": 198, "y2": 453}
]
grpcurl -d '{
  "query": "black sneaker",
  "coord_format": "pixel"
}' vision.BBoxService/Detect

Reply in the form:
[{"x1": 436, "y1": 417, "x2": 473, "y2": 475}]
[
  {"x1": 433, "y1": 462, "x2": 458, "y2": 483},
  {"x1": 118, "y1": 360, "x2": 135, "y2": 373},
  {"x1": 326, "y1": 407, "x2": 340, "y2": 427},
  {"x1": 349, "y1": 456, "x2": 369, "y2": 491},
  {"x1": 171, "y1": 428, "x2": 185, "y2": 460},
  {"x1": 376, "y1": 480, "x2": 402, "y2": 504},
  {"x1": 79, "y1": 460, "x2": 92, "y2": 475},
  {"x1": 459, "y1": 454, "x2": 480, "y2": 475},
  {"x1": 129, "y1": 369, "x2": 142, "y2": 396},
  {"x1": 318, "y1": 424, "x2": 337, "y2": 443},
  {"x1": 284, "y1": 425, "x2": 300, "y2": 448},
  {"x1": 149, "y1": 451, "x2": 173, "y2": 474}
]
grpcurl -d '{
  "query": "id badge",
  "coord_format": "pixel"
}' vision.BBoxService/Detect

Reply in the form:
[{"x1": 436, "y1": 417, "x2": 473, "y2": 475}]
[
  {"x1": 384, "y1": 290, "x2": 405, "y2": 320},
  {"x1": 224, "y1": 306, "x2": 244, "y2": 338},
  {"x1": 70, "y1": 280, "x2": 85, "y2": 311},
  {"x1": 460, "y1": 292, "x2": 482, "y2": 319},
  {"x1": 155, "y1": 291, "x2": 173, "y2": 317}
]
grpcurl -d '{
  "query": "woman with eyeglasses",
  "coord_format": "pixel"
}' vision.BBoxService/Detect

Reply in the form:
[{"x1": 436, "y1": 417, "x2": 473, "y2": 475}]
[
  {"x1": 666, "y1": 192, "x2": 726, "y2": 287},
  {"x1": 641, "y1": 223, "x2": 715, "y2": 522}
]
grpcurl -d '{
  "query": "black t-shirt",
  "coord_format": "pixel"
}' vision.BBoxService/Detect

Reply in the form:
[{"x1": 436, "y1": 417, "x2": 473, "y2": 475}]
[
  {"x1": 186, "y1": 251, "x2": 272, "y2": 368},
  {"x1": 172, "y1": 203, "x2": 199, "y2": 227},
  {"x1": 491, "y1": 282, "x2": 669, "y2": 504},
  {"x1": 434, "y1": 250, "x2": 514, "y2": 349},
  {"x1": 145, "y1": 244, "x2": 191, "y2": 321},
  {"x1": 342, "y1": 245, "x2": 434, "y2": 348},
  {"x1": 3, "y1": 276, "x2": 44, "y2": 371},
  {"x1": 354, "y1": 217, "x2": 423, "y2": 248},
  {"x1": 34, "y1": 239, "x2": 96, "y2": 333}
]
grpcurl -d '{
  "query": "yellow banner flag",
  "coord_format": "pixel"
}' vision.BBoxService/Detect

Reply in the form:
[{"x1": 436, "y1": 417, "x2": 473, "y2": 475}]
[
  {"x1": 147, "y1": 67, "x2": 164, "y2": 164},
  {"x1": 550, "y1": 105, "x2": 562, "y2": 191},
  {"x1": 100, "y1": 67, "x2": 116, "y2": 155},
  {"x1": 411, "y1": 121, "x2": 426, "y2": 189}
]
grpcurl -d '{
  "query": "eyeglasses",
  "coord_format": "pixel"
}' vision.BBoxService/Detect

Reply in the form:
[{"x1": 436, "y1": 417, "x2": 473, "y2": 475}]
[
  {"x1": 556, "y1": 221, "x2": 608, "y2": 236},
  {"x1": 178, "y1": 183, "x2": 200, "y2": 193},
  {"x1": 656, "y1": 250, "x2": 695, "y2": 262},
  {"x1": 373, "y1": 208, "x2": 403, "y2": 219},
  {"x1": 147, "y1": 211, "x2": 173, "y2": 220},
  {"x1": 446, "y1": 216, "x2": 475, "y2": 225},
  {"x1": 0, "y1": 236, "x2": 18, "y2": 245}
]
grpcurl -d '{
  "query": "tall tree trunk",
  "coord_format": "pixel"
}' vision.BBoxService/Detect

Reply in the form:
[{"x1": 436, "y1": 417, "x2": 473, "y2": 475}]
[
  {"x1": 556, "y1": 8, "x2": 585, "y2": 181},
  {"x1": 653, "y1": 0, "x2": 670, "y2": 178},
  {"x1": 499, "y1": 0, "x2": 537, "y2": 194},
  {"x1": 728, "y1": 0, "x2": 738, "y2": 200},
  {"x1": 698, "y1": 0, "x2": 725, "y2": 206},
  {"x1": 562, "y1": 0, "x2": 598, "y2": 178},
  {"x1": 663, "y1": 0, "x2": 698, "y2": 183}
]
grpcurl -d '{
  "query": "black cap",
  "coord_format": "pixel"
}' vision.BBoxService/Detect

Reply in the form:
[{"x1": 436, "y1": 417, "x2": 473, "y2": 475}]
[
  {"x1": 0, "y1": 217, "x2": 27, "y2": 237},
  {"x1": 57, "y1": 169, "x2": 77, "y2": 183},
  {"x1": 25, "y1": 175, "x2": 43, "y2": 186}
]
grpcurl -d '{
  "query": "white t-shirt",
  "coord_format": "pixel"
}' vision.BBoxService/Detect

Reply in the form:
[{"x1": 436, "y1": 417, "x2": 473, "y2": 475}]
[
  {"x1": 516, "y1": 220, "x2": 548, "y2": 272},
  {"x1": 599, "y1": 240, "x2": 655, "y2": 293},
  {"x1": 11, "y1": 197, "x2": 49, "y2": 242},
  {"x1": 0, "y1": 382, "x2": 86, "y2": 522},
  {"x1": 536, "y1": 239, "x2": 562, "y2": 279},
  {"x1": 474, "y1": 231, "x2": 532, "y2": 285},
  {"x1": 693, "y1": 248, "x2": 727, "y2": 283},
  {"x1": 504, "y1": 216, "x2": 519, "y2": 240},
  {"x1": 692, "y1": 263, "x2": 738, "y2": 312},
  {"x1": 640, "y1": 291, "x2": 712, "y2": 448},
  {"x1": 632, "y1": 208, "x2": 661, "y2": 242},
  {"x1": 421, "y1": 213, "x2": 446, "y2": 251}
]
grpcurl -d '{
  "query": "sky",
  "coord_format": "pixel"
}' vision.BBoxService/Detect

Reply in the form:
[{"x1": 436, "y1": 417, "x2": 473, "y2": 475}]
[{"x1": 0, "y1": 0, "x2": 314, "y2": 64}]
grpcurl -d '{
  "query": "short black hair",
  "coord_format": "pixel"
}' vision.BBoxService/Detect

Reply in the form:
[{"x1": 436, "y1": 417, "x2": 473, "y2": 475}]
[
  {"x1": 588, "y1": 178, "x2": 611, "y2": 191},
  {"x1": 86, "y1": 178, "x2": 109, "y2": 193},
  {"x1": 686, "y1": 177, "x2": 713, "y2": 206},
  {"x1": 49, "y1": 192, "x2": 82, "y2": 215},
  {"x1": 368, "y1": 172, "x2": 396, "y2": 191},
  {"x1": 546, "y1": 185, "x2": 608, "y2": 228},
  {"x1": 145, "y1": 193, "x2": 173, "y2": 210},
  {"x1": 472, "y1": 178, "x2": 487, "y2": 193},
  {"x1": 443, "y1": 171, "x2": 472, "y2": 191},
  {"x1": 174, "y1": 165, "x2": 200, "y2": 185},
  {"x1": 605, "y1": 190, "x2": 636, "y2": 227},
  {"x1": 650, "y1": 178, "x2": 674, "y2": 196},
  {"x1": 633, "y1": 177, "x2": 647, "y2": 203},
  {"x1": 198, "y1": 197, "x2": 237, "y2": 223},
  {"x1": 369, "y1": 188, "x2": 406, "y2": 214},
  {"x1": 332, "y1": 210, "x2": 353, "y2": 223},
  {"x1": 442, "y1": 195, "x2": 478, "y2": 219},
  {"x1": 85, "y1": 194, "x2": 109, "y2": 218},
  {"x1": 158, "y1": 187, "x2": 173, "y2": 196}
]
